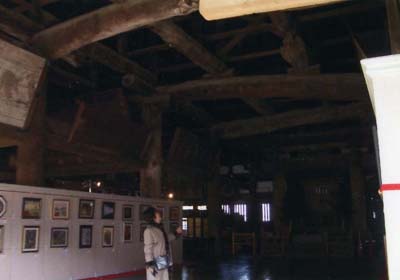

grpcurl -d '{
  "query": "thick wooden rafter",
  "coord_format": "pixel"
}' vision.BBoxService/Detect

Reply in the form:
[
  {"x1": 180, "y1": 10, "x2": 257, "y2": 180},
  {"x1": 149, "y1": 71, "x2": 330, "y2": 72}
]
[
  {"x1": 211, "y1": 102, "x2": 370, "y2": 139},
  {"x1": 31, "y1": 0, "x2": 199, "y2": 59},
  {"x1": 1, "y1": 2, "x2": 156, "y2": 85},
  {"x1": 157, "y1": 73, "x2": 368, "y2": 101},
  {"x1": 150, "y1": 20, "x2": 229, "y2": 75},
  {"x1": 0, "y1": 121, "x2": 144, "y2": 169}
]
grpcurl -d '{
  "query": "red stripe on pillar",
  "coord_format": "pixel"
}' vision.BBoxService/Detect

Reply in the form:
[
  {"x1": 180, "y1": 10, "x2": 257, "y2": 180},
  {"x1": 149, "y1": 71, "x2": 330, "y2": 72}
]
[
  {"x1": 80, "y1": 269, "x2": 146, "y2": 280},
  {"x1": 381, "y1": 184, "x2": 400, "y2": 192}
]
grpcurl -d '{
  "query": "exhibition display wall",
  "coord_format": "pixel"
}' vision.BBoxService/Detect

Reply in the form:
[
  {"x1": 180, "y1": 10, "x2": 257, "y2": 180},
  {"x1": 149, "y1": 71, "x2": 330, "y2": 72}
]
[{"x1": 0, "y1": 183, "x2": 183, "y2": 280}]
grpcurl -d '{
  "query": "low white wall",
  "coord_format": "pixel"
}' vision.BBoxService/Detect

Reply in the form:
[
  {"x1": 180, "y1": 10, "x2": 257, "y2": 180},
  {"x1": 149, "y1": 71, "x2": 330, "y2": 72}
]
[{"x1": 0, "y1": 183, "x2": 182, "y2": 280}]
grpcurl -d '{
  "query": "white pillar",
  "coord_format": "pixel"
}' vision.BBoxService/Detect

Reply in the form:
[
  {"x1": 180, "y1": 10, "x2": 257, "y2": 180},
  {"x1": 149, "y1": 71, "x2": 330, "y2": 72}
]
[{"x1": 361, "y1": 55, "x2": 400, "y2": 280}]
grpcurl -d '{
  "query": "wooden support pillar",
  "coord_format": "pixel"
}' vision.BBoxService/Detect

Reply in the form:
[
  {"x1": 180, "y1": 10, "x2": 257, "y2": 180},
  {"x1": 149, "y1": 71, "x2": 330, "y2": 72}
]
[
  {"x1": 140, "y1": 104, "x2": 163, "y2": 198},
  {"x1": 386, "y1": 0, "x2": 400, "y2": 54},
  {"x1": 207, "y1": 153, "x2": 222, "y2": 256},
  {"x1": 16, "y1": 84, "x2": 47, "y2": 186},
  {"x1": 349, "y1": 158, "x2": 367, "y2": 233},
  {"x1": 273, "y1": 171, "x2": 287, "y2": 231}
]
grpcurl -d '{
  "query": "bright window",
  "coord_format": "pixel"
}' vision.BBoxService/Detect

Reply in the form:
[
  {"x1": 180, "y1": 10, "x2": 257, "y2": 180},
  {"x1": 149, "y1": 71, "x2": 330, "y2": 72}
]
[
  {"x1": 182, "y1": 217, "x2": 188, "y2": 231},
  {"x1": 182, "y1": 205, "x2": 194, "y2": 210},
  {"x1": 197, "y1": 205, "x2": 207, "y2": 211},
  {"x1": 261, "y1": 203, "x2": 271, "y2": 222},
  {"x1": 221, "y1": 204, "x2": 231, "y2": 214},
  {"x1": 234, "y1": 203, "x2": 247, "y2": 222}
]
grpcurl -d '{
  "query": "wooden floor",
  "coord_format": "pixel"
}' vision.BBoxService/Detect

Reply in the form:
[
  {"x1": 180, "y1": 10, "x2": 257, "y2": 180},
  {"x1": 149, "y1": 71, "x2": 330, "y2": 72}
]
[{"x1": 118, "y1": 256, "x2": 384, "y2": 280}]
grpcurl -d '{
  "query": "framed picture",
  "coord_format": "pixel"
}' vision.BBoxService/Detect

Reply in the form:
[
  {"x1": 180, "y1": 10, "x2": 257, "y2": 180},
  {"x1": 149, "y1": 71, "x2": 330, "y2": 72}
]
[
  {"x1": 123, "y1": 223, "x2": 133, "y2": 243},
  {"x1": 0, "y1": 225, "x2": 4, "y2": 253},
  {"x1": 79, "y1": 199, "x2": 95, "y2": 219},
  {"x1": 169, "y1": 206, "x2": 180, "y2": 221},
  {"x1": 140, "y1": 205, "x2": 151, "y2": 220},
  {"x1": 52, "y1": 200, "x2": 70, "y2": 220},
  {"x1": 22, "y1": 226, "x2": 40, "y2": 253},
  {"x1": 122, "y1": 204, "x2": 134, "y2": 220},
  {"x1": 0, "y1": 196, "x2": 6, "y2": 218},
  {"x1": 102, "y1": 202, "x2": 115, "y2": 219},
  {"x1": 50, "y1": 228, "x2": 69, "y2": 248},
  {"x1": 102, "y1": 226, "x2": 114, "y2": 247},
  {"x1": 22, "y1": 198, "x2": 41, "y2": 219},
  {"x1": 140, "y1": 223, "x2": 147, "y2": 242},
  {"x1": 156, "y1": 206, "x2": 165, "y2": 219},
  {"x1": 79, "y1": 225, "x2": 92, "y2": 248}
]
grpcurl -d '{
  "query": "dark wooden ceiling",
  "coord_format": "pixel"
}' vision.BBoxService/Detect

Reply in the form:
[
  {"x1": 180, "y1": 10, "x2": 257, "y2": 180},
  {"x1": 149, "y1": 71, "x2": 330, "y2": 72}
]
[{"x1": 0, "y1": 0, "x2": 391, "y2": 179}]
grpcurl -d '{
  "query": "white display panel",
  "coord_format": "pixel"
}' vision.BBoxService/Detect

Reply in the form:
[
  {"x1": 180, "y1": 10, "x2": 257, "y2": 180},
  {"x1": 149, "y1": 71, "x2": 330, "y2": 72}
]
[{"x1": 0, "y1": 183, "x2": 182, "y2": 280}]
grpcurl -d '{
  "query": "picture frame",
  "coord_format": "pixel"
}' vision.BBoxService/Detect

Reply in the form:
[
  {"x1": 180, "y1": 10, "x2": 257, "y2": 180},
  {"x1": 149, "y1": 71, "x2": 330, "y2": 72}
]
[
  {"x1": 22, "y1": 198, "x2": 41, "y2": 219},
  {"x1": 169, "y1": 206, "x2": 180, "y2": 221},
  {"x1": 79, "y1": 225, "x2": 92, "y2": 248},
  {"x1": 140, "y1": 223, "x2": 147, "y2": 242},
  {"x1": 123, "y1": 222, "x2": 133, "y2": 243},
  {"x1": 50, "y1": 228, "x2": 69, "y2": 248},
  {"x1": 79, "y1": 199, "x2": 95, "y2": 219},
  {"x1": 122, "y1": 204, "x2": 134, "y2": 220},
  {"x1": 0, "y1": 196, "x2": 6, "y2": 218},
  {"x1": 102, "y1": 226, "x2": 114, "y2": 247},
  {"x1": 52, "y1": 200, "x2": 70, "y2": 220},
  {"x1": 22, "y1": 226, "x2": 40, "y2": 253},
  {"x1": 0, "y1": 225, "x2": 4, "y2": 253},
  {"x1": 140, "y1": 205, "x2": 151, "y2": 221},
  {"x1": 102, "y1": 202, "x2": 115, "y2": 219}
]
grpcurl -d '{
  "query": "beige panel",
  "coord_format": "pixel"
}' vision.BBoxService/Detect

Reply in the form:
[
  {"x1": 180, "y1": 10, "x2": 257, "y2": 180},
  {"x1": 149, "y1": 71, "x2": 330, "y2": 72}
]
[{"x1": 200, "y1": 0, "x2": 348, "y2": 20}]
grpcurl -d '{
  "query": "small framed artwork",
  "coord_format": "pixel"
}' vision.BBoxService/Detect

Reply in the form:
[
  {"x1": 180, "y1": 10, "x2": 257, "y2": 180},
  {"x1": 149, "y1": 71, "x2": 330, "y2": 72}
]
[
  {"x1": 50, "y1": 228, "x2": 69, "y2": 248},
  {"x1": 52, "y1": 200, "x2": 70, "y2": 220},
  {"x1": 156, "y1": 206, "x2": 165, "y2": 219},
  {"x1": 169, "y1": 206, "x2": 180, "y2": 221},
  {"x1": 140, "y1": 223, "x2": 147, "y2": 242},
  {"x1": 140, "y1": 205, "x2": 151, "y2": 220},
  {"x1": 22, "y1": 198, "x2": 41, "y2": 219},
  {"x1": 0, "y1": 225, "x2": 4, "y2": 253},
  {"x1": 0, "y1": 196, "x2": 7, "y2": 218},
  {"x1": 22, "y1": 226, "x2": 40, "y2": 253},
  {"x1": 123, "y1": 223, "x2": 133, "y2": 243},
  {"x1": 122, "y1": 204, "x2": 134, "y2": 220},
  {"x1": 79, "y1": 199, "x2": 95, "y2": 219},
  {"x1": 102, "y1": 202, "x2": 115, "y2": 219},
  {"x1": 79, "y1": 225, "x2": 92, "y2": 248},
  {"x1": 102, "y1": 226, "x2": 114, "y2": 247}
]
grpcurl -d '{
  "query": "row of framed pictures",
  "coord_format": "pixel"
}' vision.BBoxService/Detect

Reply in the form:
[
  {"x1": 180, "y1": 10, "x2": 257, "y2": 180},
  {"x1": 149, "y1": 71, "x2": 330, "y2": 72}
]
[
  {"x1": 0, "y1": 221, "x2": 181, "y2": 254},
  {"x1": 0, "y1": 195, "x2": 180, "y2": 221},
  {"x1": 0, "y1": 223, "x2": 132, "y2": 253}
]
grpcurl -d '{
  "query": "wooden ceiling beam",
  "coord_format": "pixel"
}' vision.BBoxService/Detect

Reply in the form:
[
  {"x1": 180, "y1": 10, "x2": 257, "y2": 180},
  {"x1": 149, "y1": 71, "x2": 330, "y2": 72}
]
[
  {"x1": 3, "y1": 2, "x2": 156, "y2": 85},
  {"x1": 46, "y1": 162, "x2": 140, "y2": 177},
  {"x1": 31, "y1": 0, "x2": 199, "y2": 59},
  {"x1": 157, "y1": 73, "x2": 368, "y2": 101},
  {"x1": 150, "y1": 20, "x2": 229, "y2": 75},
  {"x1": 129, "y1": 22, "x2": 283, "y2": 57},
  {"x1": 211, "y1": 102, "x2": 371, "y2": 139}
]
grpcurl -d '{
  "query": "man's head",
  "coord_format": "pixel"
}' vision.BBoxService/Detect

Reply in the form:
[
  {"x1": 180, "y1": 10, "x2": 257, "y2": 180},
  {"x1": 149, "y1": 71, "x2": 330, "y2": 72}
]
[{"x1": 143, "y1": 207, "x2": 162, "y2": 224}]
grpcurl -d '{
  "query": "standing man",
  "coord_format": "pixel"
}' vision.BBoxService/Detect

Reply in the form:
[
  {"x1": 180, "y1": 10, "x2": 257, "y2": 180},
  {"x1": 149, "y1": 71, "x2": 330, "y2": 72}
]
[{"x1": 143, "y1": 207, "x2": 182, "y2": 280}]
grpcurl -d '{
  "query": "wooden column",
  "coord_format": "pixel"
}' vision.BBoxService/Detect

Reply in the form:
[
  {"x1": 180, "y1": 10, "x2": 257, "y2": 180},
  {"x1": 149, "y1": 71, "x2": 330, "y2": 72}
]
[
  {"x1": 140, "y1": 104, "x2": 163, "y2": 198},
  {"x1": 207, "y1": 153, "x2": 222, "y2": 256},
  {"x1": 349, "y1": 157, "x2": 367, "y2": 233},
  {"x1": 16, "y1": 85, "x2": 46, "y2": 186},
  {"x1": 273, "y1": 171, "x2": 287, "y2": 231}
]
